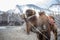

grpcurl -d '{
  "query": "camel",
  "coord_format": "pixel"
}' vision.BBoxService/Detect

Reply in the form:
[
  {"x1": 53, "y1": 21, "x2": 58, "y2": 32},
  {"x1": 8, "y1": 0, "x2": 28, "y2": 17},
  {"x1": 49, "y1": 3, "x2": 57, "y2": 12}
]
[{"x1": 21, "y1": 9, "x2": 57, "y2": 40}]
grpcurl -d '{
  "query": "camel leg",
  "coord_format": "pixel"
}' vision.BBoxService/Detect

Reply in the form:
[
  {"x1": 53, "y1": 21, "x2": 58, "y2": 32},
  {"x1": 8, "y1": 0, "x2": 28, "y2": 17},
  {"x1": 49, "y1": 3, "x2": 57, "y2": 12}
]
[
  {"x1": 52, "y1": 26, "x2": 57, "y2": 40},
  {"x1": 26, "y1": 22, "x2": 32, "y2": 34},
  {"x1": 50, "y1": 25, "x2": 57, "y2": 40},
  {"x1": 37, "y1": 32, "x2": 43, "y2": 40}
]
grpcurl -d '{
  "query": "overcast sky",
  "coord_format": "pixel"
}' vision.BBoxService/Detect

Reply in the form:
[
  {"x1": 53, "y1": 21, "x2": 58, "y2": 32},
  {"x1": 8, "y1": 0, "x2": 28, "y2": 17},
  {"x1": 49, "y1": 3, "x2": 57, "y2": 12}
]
[{"x1": 0, "y1": 0, "x2": 57, "y2": 11}]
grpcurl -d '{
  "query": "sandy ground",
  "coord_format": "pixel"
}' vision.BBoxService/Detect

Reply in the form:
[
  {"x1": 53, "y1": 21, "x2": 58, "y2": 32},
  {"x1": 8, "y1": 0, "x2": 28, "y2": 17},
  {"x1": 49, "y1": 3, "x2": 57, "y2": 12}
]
[
  {"x1": 0, "y1": 23, "x2": 38, "y2": 40},
  {"x1": 0, "y1": 23, "x2": 59, "y2": 40}
]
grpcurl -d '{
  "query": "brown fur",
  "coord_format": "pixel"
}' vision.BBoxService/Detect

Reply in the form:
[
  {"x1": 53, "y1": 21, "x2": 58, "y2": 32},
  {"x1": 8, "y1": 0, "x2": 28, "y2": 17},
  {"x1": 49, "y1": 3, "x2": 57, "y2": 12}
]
[
  {"x1": 23, "y1": 10, "x2": 57, "y2": 40},
  {"x1": 25, "y1": 9, "x2": 37, "y2": 34},
  {"x1": 37, "y1": 12, "x2": 57, "y2": 40},
  {"x1": 37, "y1": 12, "x2": 51, "y2": 40},
  {"x1": 26, "y1": 9, "x2": 36, "y2": 17},
  {"x1": 48, "y1": 16, "x2": 57, "y2": 40}
]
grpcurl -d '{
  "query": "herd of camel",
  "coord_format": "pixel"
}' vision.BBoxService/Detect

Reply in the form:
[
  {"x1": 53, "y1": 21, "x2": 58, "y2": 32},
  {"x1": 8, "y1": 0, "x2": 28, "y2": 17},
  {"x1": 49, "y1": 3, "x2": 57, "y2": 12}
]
[{"x1": 21, "y1": 9, "x2": 57, "y2": 40}]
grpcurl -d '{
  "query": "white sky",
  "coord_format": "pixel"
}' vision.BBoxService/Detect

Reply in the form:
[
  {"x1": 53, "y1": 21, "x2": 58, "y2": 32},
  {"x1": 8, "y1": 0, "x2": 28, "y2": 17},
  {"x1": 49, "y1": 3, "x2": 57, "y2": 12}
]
[{"x1": 0, "y1": 0, "x2": 56, "y2": 11}]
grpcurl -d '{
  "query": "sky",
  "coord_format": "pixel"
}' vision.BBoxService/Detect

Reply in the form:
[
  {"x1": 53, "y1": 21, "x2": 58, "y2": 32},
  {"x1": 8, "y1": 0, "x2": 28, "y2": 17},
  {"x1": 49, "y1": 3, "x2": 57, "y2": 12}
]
[{"x1": 0, "y1": 0, "x2": 57, "y2": 11}]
